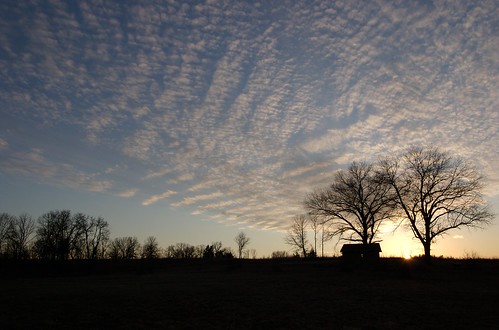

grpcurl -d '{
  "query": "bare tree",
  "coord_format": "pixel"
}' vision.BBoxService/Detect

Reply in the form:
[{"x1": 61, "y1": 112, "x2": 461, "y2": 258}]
[
  {"x1": 82, "y1": 215, "x2": 110, "y2": 260},
  {"x1": 234, "y1": 231, "x2": 250, "y2": 258},
  {"x1": 211, "y1": 241, "x2": 225, "y2": 256},
  {"x1": 320, "y1": 221, "x2": 335, "y2": 257},
  {"x1": 141, "y1": 236, "x2": 161, "y2": 259},
  {"x1": 305, "y1": 161, "x2": 396, "y2": 245},
  {"x1": 0, "y1": 213, "x2": 14, "y2": 256},
  {"x1": 176, "y1": 243, "x2": 195, "y2": 258},
  {"x1": 212, "y1": 241, "x2": 223, "y2": 255},
  {"x1": 108, "y1": 236, "x2": 141, "y2": 259},
  {"x1": 249, "y1": 249, "x2": 257, "y2": 259},
  {"x1": 284, "y1": 215, "x2": 308, "y2": 257},
  {"x1": 201, "y1": 242, "x2": 233, "y2": 259},
  {"x1": 380, "y1": 147, "x2": 494, "y2": 263},
  {"x1": 29, "y1": 212, "x2": 109, "y2": 260},
  {"x1": 194, "y1": 244, "x2": 206, "y2": 258},
  {"x1": 6, "y1": 214, "x2": 36, "y2": 259},
  {"x1": 271, "y1": 251, "x2": 289, "y2": 258},
  {"x1": 165, "y1": 243, "x2": 196, "y2": 259},
  {"x1": 309, "y1": 214, "x2": 320, "y2": 256},
  {"x1": 34, "y1": 210, "x2": 84, "y2": 260}
]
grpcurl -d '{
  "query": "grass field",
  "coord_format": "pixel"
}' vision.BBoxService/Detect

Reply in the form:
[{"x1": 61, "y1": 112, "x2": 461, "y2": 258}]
[{"x1": 1, "y1": 258, "x2": 498, "y2": 329}]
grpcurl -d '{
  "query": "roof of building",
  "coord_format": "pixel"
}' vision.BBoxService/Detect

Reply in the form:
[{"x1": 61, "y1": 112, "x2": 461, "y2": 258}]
[{"x1": 340, "y1": 243, "x2": 382, "y2": 253}]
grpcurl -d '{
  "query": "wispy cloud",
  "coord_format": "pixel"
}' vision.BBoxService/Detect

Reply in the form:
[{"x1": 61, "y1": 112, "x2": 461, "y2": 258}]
[
  {"x1": 171, "y1": 191, "x2": 225, "y2": 208},
  {"x1": 0, "y1": 138, "x2": 8, "y2": 150},
  {"x1": 142, "y1": 190, "x2": 177, "y2": 206},
  {"x1": 0, "y1": 148, "x2": 112, "y2": 192},
  {"x1": 118, "y1": 189, "x2": 138, "y2": 198}
]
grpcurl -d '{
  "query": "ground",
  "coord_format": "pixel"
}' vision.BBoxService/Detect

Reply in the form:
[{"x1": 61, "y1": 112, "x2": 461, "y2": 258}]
[{"x1": 1, "y1": 258, "x2": 498, "y2": 329}]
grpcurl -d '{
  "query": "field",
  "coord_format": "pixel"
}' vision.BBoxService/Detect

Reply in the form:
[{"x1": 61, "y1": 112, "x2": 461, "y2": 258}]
[{"x1": 1, "y1": 258, "x2": 498, "y2": 329}]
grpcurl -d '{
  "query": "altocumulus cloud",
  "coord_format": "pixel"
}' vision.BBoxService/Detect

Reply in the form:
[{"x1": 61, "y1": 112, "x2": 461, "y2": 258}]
[
  {"x1": 142, "y1": 190, "x2": 178, "y2": 206},
  {"x1": 118, "y1": 189, "x2": 138, "y2": 198},
  {"x1": 0, "y1": 138, "x2": 8, "y2": 150},
  {"x1": 0, "y1": 1, "x2": 497, "y2": 230}
]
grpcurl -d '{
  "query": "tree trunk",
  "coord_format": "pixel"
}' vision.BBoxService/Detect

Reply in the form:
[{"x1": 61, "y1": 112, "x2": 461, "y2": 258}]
[
  {"x1": 424, "y1": 243, "x2": 432, "y2": 264},
  {"x1": 314, "y1": 231, "x2": 317, "y2": 256},
  {"x1": 321, "y1": 235, "x2": 324, "y2": 258}
]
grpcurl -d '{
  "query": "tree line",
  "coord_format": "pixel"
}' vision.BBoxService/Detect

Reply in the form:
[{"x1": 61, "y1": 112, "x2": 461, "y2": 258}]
[
  {"x1": 0, "y1": 210, "x2": 251, "y2": 260},
  {"x1": 286, "y1": 147, "x2": 494, "y2": 263}
]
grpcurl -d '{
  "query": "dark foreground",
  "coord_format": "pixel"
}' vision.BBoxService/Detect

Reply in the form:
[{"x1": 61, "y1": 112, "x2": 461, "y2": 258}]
[{"x1": 1, "y1": 258, "x2": 498, "y2": 329}]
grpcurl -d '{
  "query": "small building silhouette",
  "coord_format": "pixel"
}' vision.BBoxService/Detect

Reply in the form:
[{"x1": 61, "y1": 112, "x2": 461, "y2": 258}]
[{"x1": 340, "y1": 243, "x2": 381, "y2": 263}]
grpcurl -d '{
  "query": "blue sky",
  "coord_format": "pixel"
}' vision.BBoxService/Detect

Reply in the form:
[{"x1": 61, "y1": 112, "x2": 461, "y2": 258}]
[{"x1": 1, "y1": 0, "x2": 498, "y2": 258}]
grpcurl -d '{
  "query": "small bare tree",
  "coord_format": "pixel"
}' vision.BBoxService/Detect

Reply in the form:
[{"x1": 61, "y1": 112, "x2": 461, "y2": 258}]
[
  {"x1": 234, "y1": 231, "x2": 250, "y2": 259},
  {"x1": 141, "y1": 236, "x2": 161, "y2": 259},
  {"x1": 108, "y1": 237, "x2": 140, "y2": 259},
  {"x1": 380, "y1": 147, "x2": 494, "y2": 263},
  {"x1": 309, "y1": 214, "x2": 320, "y2": 256},
  {"x1": 0, "y1": 213, "x2": 14, "y2": 256},
  {"x1": 165, "y1": 243, "x2": 196, "y2": 259},
  {"x1": 271, "y1": 251, "x2": 289, "y2": 258},
  {"x1": 320, "y1": 221, "x2": 335, "y2": 257},
  {"x1": 284, "y1": 215, "x2": 308, "y2": 257},
  {"x1": 6, "y1": 214, "x2": 35, "y2": 259},
  {"x1": 79, "y1": 215, "x2": 110, "y2": 260}
]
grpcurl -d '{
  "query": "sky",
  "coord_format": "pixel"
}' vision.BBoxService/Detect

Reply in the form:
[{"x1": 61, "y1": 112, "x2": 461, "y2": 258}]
[{"x1": 0, "y1": 0, "x2": 498, "y2": 258}]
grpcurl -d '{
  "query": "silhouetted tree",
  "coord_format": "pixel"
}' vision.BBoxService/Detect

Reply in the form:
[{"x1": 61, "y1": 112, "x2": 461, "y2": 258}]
[
  {"x1": 249, "y1": 249, "x2": 257, "y2": 259},
  {"x1": 284, "y1": 215, "x2": 308, "y2": 257},
  {"x1": 203, "y1": 244, "x2": 215, "y2": 259},
  {"x1": 211, "y1": 241, "x2": 223, "y2": 256},
  {"x1": 74, "y1": 214, "x2": 110, "y2": 260},
  {"x1": 380, "y1": 147, "x2": 494, "y2": 263},
  {"x1": 309, "y1": 214, "x2": 320, "y2": 256},
  {"x1": 5, "y1": 214, "x2": 35, "y2": 259},
  {"x1": 109, "y1": 236, "x2": 140, "y2": 259},
  {"x1": 234, "y1": 231, "x2": 250, "y2": 258},
  {"x1": 141, "y1": 236, "x2": 161, "y2": 259},
  {"x1": 320, "y1": 221, "x2": 335, "y2": 257},
  {"x1": 305, "y1": 161, "x2": 397, "y2": 245},
  {"x1": 108, "y1": 236, "x2": 140, "y2": 259},
  {"x1": 178, "y1": 243, "x2": 195, "y2": 258},
  {"x1": 194, "y1": 244, "x2": 206, "y2": 258},
  {"x1": 216, "y1": 248, "x2": 233, "y2": 259},
  {"x1": 165, "y1": 243, "x2": 196, "y2": 259},
  {"x1": 201, "y1": 242, "x2": 233, "y2": 259},
  {"x1": 34, "y1": 210, "x2": 83, "y2": 260},
  {"x1": 0, "y1": 213, "x2": 14, "y2": 257},
  {"x1": 271, "y1": 251, "x2": 289, "y2": 258}
]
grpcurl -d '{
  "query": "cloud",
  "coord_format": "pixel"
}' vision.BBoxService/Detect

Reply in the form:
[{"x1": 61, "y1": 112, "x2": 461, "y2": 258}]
[
  {"x1": 118, "y1": 189, "x2": 138, "y2": 198},
  {"x1": 0, "y1": 148, "x2": 112, "y2": 192},
  {"x1": 0, "y1": 138, "x2": 8, "y2": 150},
  {"x1": 0, "y1": 1, "x2": 497, "y2": 231},
  {"x1": 171, "y1": 191, "x2": 225, "y2": 208},
  {"x1": 143, "y1": 167, "x2": 174, "y2": 181},
  {"x1": 142, "y1": 190, "x2": 177, "y2": 206},
  {"x1": 453, "y1": 235, "x2": 464, "y2": 240}
]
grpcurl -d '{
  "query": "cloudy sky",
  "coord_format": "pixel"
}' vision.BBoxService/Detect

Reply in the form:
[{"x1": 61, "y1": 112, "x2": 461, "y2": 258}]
[{"x1": 1, "y1": 0, "x2": 498, "y2": 257}]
